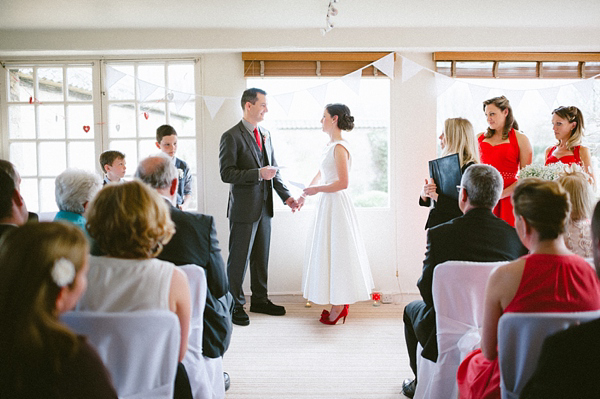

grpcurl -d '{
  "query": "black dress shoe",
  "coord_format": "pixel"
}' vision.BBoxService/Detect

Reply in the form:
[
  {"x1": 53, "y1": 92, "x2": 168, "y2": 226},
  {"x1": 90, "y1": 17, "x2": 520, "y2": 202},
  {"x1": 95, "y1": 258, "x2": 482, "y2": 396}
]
[
  {"x1": 232, "y1": 306, "x2": 250, "y2": 326},
  {"x1": 224, "y1": 372, "x2": 230, "y2": 391},
  {"x1": 401, "y1": 378, "x2": 416, "y2": 398},
  {"x1": 249, "y1": 299, "x2": 286, "y2": 316}
]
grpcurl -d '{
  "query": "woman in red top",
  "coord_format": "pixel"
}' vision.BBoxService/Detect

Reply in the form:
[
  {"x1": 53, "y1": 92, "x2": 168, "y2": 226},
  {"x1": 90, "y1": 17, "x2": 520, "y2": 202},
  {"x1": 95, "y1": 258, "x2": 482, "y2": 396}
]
[
  {"x1": 544, "y1": 106, "x2": 595, "y2": 182},
  {"x1": 478, "y1": 96, "x2": 532, "y2": 226},
  {"x1": 456, "y1": 179, "x2": 600, "y2": 399}
]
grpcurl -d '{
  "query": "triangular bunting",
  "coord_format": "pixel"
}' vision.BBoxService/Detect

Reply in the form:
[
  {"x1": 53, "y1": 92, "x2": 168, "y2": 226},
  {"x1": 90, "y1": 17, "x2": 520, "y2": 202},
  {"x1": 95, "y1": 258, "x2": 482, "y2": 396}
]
[
  {"x1": 468, "y1": 83, "x2": 491, "y2": 105},
  {"x1": 105, "y1": 66, "x2": 126, "y2": 90},
  {"x1": 171, "y1": 90, "x2": 192, "y2": 113},
  {"x1": 503, "y1": 89, "x2": 526, "y2": 109},
  {"x1": 137, "y1": 79, "x2": 159, "y2": 102},
  {"x1": 538, "y1": 86, "x2": 561, "y2": 109},
  {"x1": 434, "y1": 72, "x2": 455, "y2": 96},
  {"x1": 573, "y1": 80, "x2": 594, "y2": 102},
  {"x1": 203, "y1": 96, "x2": 226, "y2": 120},
  {"x1": 273, "y1": 92, "x2": 295, "y2": 115},
  {"x1": 306, "y1": 83, "x2": 329, "y2": 107},
  {"x1": 341, "y1": 69, "x2": 362, "y2": 95},
  {"x1": 401, "y1": 56, "x2": 424, "y2": 83},
  {"x1": 373, "y1": 53, "x2": 395, "y2": 80}
]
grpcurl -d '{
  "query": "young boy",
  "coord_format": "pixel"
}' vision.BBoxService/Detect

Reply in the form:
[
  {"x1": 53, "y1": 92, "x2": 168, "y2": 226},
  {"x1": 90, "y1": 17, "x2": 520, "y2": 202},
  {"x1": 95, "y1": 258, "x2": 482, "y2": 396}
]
[
  {"x1": 156, "y1": 125, "x2": 192, "y2": 209},
  {"x1": 99, "y1": 150, "x2": 126, "y2": 185}
]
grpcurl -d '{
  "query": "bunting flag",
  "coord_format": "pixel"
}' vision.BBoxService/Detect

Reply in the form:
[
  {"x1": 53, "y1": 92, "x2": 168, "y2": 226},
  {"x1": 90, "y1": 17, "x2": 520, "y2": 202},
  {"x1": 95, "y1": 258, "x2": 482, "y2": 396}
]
[
  {"x1": 171, "y1": 90, "x2": 192, "y2": 113},
  {"x1": 341, "y1": 69, "x2": 362, "y2": 95},
  {"x1": 105, "y1": 66, "x2": 126, "y2": 90},
  {"x1": 538, "y1": 86, "x2": 561, "y2": 110},
  {"x1": 273, "y1": 92, "x2": 295, "y2": 115},
  {"x1": 137, "y1": 79, "x2": 159, "y2": 102},
  {"x1": 503, "y1": 89, "x2": 527, "y2": 109},
  {"x1": 203, "y1": 96, "x2": 226, "y2": 119},
  {"x1": 434, "y1": 72, "x2": 455, "y2": 96},
  {"x1": 401, "y1": 57, "x2": 424, "y2": 83},
  {"x1": 373, "y1": 53, "x2": 395, "y2": 80},
  {"x1": 306, "y1": 83, "x2": 329, "y2": 107},
  {"x1": 573, "y1": 79, "x2": 594, "y2": 102},
  {"x1": 468, "y1": 83, "x2": 492, "y2": 105}
]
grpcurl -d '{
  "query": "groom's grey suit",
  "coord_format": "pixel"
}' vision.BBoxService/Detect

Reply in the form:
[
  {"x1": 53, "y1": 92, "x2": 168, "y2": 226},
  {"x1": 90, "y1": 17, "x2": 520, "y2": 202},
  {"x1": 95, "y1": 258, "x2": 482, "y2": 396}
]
[{"x1": 219, "y1": 120, "x2": 291, "y2": 307}]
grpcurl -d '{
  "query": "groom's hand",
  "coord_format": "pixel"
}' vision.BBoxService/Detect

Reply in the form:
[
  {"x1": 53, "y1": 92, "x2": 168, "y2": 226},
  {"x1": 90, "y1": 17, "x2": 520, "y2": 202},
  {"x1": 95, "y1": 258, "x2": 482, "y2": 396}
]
[
  {"x1": 260, "y1": 166, "x2": 277, "y2": 180},
  {"x1": 285, "y1": 197, "x2": 298, "y2": 212}
]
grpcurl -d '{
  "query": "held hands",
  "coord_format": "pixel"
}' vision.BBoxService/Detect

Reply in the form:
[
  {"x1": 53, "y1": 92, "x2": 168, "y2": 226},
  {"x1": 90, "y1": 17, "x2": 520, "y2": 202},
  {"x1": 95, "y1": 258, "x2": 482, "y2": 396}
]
[
  {"x1": 421, "y1": 178, "x2": 438, "y2": 201},
  {"x1": 260, "y1": 166, "x2": 277, "y2": 180},
  {"x1": 285, "y1": 197, "x2": 300, "y2": 213}
]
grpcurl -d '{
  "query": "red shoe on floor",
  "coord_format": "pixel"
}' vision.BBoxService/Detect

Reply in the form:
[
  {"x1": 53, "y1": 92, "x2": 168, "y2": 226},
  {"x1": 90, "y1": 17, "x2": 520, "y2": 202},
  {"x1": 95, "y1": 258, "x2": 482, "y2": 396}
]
[{"x1": 319, "y1": 305, "x2": 349, "y2": 325}]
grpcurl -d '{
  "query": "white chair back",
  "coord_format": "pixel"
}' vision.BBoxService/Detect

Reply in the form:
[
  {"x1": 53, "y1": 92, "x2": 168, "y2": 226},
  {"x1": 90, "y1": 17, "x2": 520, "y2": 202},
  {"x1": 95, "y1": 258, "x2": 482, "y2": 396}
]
[
  {"x1": 62, "y1": 309, "x2": 180, "y2": 399},
  {"x1": 498, "y1": 310, "x2": 600, "y2": 399},
  {"x1": 415, "y1": 260, "x2": 507, "y2": 399},
  {"x1": 180, "y1": 265, "x2": 225, "y2": 399}
]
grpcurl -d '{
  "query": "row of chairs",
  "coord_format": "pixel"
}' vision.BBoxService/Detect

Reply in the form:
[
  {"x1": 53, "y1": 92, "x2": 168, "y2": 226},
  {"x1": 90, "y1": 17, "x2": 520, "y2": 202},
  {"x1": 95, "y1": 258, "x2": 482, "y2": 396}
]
[
  {"x1": 414, "y1": 260, "x2": 600, "y2": 399},
  {"x1": 62, "y1": 265, "x2": 224, "y2": 399}
]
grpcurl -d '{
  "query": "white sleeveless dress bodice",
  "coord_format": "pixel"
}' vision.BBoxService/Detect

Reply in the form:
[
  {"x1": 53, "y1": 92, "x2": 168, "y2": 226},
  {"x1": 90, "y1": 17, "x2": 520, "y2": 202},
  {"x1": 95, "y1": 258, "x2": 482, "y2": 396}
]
[
  {"x1": 77, "y1": 256, "x2": 174, "y2": 312},
  {"x1": 302, "y1": 141, "x2": 374, "y2": 305}
]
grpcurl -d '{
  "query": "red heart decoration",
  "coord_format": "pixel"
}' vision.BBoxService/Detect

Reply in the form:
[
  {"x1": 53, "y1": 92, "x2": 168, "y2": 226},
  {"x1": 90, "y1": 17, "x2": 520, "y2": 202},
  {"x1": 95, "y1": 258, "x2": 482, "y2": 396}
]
[
  {"x1": 143, "y1": 112, "x2": 149, "y2": 120},
  {"x1": 83, "y1": 125, "x2": 90, "y2": 133},
  {"x1": 29, "y1": 97, "x2": 33, "y2": 104}
]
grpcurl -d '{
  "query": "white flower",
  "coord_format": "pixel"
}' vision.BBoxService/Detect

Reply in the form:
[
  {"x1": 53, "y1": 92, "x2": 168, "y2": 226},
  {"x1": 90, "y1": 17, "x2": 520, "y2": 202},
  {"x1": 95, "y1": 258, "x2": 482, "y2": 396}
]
[
  {"x1": 178, "y1": 168, "x2": 184, "y2": 179},
  {"x1": 51, "y1": 258, "x2": 76, "y2": 287}
]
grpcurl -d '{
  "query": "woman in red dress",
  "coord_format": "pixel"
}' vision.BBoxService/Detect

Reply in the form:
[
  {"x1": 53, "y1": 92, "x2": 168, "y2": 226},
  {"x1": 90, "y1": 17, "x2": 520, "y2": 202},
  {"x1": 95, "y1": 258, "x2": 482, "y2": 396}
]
[
  {"x1": 478, "y1": 96, "x2": 532, "y2": 226},
  {"x1": 456, "y1": 179, "x2": 600, "y2": 399},
  {"x1": 545, "y1": 106, "x2": 595, "y2": 182}
]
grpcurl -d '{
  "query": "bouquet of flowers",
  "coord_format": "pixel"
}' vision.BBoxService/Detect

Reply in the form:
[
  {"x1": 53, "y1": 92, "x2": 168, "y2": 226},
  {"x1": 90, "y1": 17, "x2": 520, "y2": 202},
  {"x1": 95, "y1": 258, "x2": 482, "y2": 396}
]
[{"x1": 518, "y1": 162, "x2": 593, "y2": 184}]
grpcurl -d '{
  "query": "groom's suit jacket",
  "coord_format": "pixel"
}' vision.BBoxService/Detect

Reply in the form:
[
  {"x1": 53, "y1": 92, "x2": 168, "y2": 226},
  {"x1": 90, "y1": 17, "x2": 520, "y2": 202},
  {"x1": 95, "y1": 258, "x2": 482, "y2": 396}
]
[
  {"x1": 414, "y1": 207, "x2": 528, "y2": 361},
  {"x1": 219, "y1": 121, "x2": 291, "y2": 222}
]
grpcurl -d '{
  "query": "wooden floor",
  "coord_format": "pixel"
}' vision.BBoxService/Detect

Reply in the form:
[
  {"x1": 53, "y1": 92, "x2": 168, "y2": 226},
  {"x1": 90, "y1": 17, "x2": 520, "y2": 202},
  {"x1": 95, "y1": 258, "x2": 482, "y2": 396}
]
[{"x1": 223, "y1": 300, "x2": 413, "y2": 399}]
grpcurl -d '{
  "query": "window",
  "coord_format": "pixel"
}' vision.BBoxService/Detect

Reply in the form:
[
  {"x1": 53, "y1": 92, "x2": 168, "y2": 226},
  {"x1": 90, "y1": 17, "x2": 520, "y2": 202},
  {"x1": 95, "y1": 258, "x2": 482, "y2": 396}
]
[
  {"x1": 2, "y1": 59, "x2": 198, "y2": 213},
  {"x1": 246, "y1": 77, "x2": 390, "y2": 208}
]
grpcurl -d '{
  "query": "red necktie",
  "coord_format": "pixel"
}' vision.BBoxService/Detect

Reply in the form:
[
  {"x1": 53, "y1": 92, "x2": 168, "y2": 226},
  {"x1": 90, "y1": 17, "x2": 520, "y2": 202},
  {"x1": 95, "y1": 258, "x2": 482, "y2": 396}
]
[{"x1": 254, "y1": 128, "x2": 262, "y2": 151}]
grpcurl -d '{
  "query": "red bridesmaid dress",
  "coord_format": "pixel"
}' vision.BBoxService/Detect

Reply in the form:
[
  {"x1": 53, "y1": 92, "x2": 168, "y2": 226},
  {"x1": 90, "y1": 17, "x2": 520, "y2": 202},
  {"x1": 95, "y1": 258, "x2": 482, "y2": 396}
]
[
  {"x1": 545, "y1": 145, "x2": 582, "y2": 166},
  {"x1": 478, "y1": 129, "x2": 520, "y2": 227}
]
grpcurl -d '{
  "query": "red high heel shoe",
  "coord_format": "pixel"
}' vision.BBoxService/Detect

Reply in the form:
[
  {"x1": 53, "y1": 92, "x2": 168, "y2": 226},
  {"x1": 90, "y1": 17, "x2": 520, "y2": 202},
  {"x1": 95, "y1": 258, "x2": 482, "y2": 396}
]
[{"x1": 320, "y1": 305, "x2": 349, "y2": 325}]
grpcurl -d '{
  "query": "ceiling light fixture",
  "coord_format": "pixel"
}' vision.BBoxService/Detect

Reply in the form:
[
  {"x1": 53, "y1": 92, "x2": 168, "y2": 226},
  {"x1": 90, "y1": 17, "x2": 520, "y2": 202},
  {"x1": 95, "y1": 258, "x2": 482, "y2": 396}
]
[{"x1": 320, "y1": 0, "x2": 339, "y2": 36}]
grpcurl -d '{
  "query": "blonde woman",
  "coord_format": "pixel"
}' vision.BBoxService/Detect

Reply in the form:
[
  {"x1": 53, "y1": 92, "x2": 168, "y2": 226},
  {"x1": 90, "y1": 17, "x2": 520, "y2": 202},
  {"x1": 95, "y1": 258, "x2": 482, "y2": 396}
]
[
  {"x1": 0, "y1": 222, "x2": 117, "y2": 398},
  {"x1": 557, "y1": 171, "x2": 596, "y2": 257},
  {"x1": 545, "y1": 106, "x2": 595, "y2": 183},
  {"x1": 478, "y1": 96, "x2": 533, "y2": 227},
  {"x1": 420, "y1": 117, "x2": 480, "y2": 228}
]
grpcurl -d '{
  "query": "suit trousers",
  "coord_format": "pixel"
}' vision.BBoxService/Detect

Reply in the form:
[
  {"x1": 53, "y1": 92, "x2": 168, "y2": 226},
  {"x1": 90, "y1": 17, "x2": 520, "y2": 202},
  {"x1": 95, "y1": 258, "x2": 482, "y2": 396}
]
[
  {"x1": 227, "y1": 201, "x2": 271, "y2": 307},
  {"x1": 404, "y1": 300, "x2": 428, "y2": 377}
]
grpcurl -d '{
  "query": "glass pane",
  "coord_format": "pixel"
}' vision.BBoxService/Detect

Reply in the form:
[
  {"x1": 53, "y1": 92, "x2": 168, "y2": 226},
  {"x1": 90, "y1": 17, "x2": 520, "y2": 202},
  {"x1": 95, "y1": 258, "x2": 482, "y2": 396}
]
[
  {"x1": 542, "y1": 62, "x2": 579, "y2": 79},
  {"x1": 20, "y1": 178, "x2": 39, "y2": 213},
  {"x1": 39, "y1": 141, "x2": 66, "y2": 176},
  {"x1": 109, "y1": 103, "x2": 136, "y2": 138},
  {"x1": 168, "y1": 63, "x2": 194, "y2": 94},
  {"x1": 37, "y1": 67, "x2": 64, "y2": 102},
  {"x1": 38, "y1": 105, "x2": 65, "y2": 139},
  {"x1": 8, "y1": 105, "x2": 36, "y2": 139},
  {"x1": 39, "y1": 178, "x2": 58, "y2": 212},
  {"x1": 497, "y1": 62, "x2": 537, "y2": 78},
  {"x1": 177, "y1": 138, "x2": 197, "y2": 172},
  {"x1": 436, "y1": 61, "x2": 451, "y2": 77},
  {"x1": 584, "y1": 62, "x2": 600, "y2": 78},
  {"x1": 67, "y1": 67, "x2": 93, "y2": 101},
  {"x1": 110, "y1": 140, "x2": 137, "y2": 173},
  {"x1": 169, "y1": 100, "x2": 195, "y2": 137},
  {"x1": 10, "y1": 142, "x2": 37, "y2": 177},
  {"x1": 67, "y1": 104, "x2": 95, "y2": 139},
  {"x1": 139, "y1": 103, "x2": 165, "y2": 137},
  {"x1": 456, "y1": 61, "x2": 494, "y2": 78},
  {"x1": 68, "y1": 141, "x2": 96, "y2": 172},
  {"x1": 138, "y1": 64, "x2": 164, "y2": 102},
  {"x1": 107, "y1": 65, "x2": 135, "y2": 101},
  {"x1": 139, "y1": 139, "x2": 159, "y2": 161},
  {"x1": 8, "y1": 67, "x2": 34, "y2": 102}
]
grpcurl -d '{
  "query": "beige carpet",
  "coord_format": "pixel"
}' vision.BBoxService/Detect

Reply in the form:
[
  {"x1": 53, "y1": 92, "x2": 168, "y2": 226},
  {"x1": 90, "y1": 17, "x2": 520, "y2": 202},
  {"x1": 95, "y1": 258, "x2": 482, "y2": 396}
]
[{"x1": 223, "y1": 300, "x2": 413, "y2": 399}]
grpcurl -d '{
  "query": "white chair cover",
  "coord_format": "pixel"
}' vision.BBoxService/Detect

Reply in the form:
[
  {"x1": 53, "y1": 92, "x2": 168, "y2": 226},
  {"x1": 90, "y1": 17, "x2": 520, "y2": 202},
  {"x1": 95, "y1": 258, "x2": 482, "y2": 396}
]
[
  {"x1": 415, "y1": 260, "x2": 508, "y2": 399},
  {"x1": 62, "y1": 309, "x2": 180, "y2": 399},
  {"x1": 498, "y1": 310, "x2": 600, "y2": 399},
  {"x1": 180, "y1": 265, "x2": 225, "y2": 399}
]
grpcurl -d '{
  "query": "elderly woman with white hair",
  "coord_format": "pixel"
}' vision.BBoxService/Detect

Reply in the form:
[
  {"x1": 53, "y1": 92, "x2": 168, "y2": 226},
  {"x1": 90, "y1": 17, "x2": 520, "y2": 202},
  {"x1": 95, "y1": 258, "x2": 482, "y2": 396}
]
[{"x1": 54, "y1": 168, "x2": 102, "y2": 233}]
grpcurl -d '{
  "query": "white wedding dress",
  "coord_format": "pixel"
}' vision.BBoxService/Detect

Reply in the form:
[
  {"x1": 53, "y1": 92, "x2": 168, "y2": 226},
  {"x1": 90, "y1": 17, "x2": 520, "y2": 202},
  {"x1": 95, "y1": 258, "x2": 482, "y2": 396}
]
[{"x1": 302, "y1": 140, "x2": 375, "y2": 305}]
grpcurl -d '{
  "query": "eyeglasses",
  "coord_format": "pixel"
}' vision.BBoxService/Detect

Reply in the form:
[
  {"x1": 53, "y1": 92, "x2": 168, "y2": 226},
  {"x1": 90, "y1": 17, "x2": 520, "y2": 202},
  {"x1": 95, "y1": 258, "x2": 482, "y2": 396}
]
[{"x1": 456, "y1": 185, "x2": 463, "y2": 193}]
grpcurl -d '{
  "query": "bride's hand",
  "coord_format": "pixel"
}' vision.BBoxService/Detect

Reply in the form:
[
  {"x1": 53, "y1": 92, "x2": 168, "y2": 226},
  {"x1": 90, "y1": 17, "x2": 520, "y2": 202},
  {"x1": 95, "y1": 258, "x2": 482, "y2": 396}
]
[{"x1": 303, "y1": 186, "x2": 319, "y2": 196}]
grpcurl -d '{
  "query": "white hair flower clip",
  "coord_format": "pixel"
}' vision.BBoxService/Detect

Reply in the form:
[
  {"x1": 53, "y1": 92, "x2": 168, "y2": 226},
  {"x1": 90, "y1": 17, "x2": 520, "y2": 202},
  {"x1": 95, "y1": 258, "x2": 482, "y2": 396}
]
[{"x1": 51, "y1": 258, "x2": 76, "y2": 287}]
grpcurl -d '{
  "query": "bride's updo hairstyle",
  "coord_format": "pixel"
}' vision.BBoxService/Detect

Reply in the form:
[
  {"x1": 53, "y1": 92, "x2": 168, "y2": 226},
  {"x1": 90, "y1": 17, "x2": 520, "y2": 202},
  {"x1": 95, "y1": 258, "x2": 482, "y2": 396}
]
[
  {"x1": 326, "y1": 103, "x2": 354, "y2": 131},
  {"x1": 512, "y1": 178, "x2": 571, "y2": 240}
]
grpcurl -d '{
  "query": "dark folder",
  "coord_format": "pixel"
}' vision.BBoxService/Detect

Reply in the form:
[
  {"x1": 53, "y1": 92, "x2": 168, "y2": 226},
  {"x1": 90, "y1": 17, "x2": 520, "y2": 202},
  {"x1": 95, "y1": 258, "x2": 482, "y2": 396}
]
[{"x1": 428, "y1": 153, "x2": 462, "y2": 201}]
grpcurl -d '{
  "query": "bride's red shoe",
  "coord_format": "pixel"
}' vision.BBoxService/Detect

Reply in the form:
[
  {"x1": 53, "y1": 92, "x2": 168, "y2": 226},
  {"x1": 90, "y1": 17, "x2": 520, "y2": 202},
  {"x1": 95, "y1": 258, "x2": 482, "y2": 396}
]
[{"x1": 319, "y1": 305, "x2": 349, "y2": 325}]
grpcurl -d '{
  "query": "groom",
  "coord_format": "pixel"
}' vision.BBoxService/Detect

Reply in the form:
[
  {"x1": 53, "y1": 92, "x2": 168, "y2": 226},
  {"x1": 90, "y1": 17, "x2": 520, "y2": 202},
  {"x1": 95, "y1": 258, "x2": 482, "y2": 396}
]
[{"x1": 219, "y1": 88, "x2": 298, "y2": 326}]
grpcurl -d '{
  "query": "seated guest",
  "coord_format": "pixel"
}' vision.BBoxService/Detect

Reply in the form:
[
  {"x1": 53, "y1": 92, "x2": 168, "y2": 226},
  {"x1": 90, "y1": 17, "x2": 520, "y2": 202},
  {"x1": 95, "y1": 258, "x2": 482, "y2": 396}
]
[
  {"x1": 456, "y1": 178, "x2": 600, "y2": 399},
  {"x1": 0, "y1": 160, "x2": 29, "y2": 239},
  {"x1": 136, "y1": 155, "x2": 233, "y2": 393},
  {"x1": 99, "y1": 150, "x2": 127, "y2": 185},
  {"x1": 54, "y1": 169, "x2": 102, "y2": 234},
  {"x1": 520, "y1": 200, "x2": 600, "y2": 399},
  {"x1": 78, "y1": 180, "x2": 192, "y2": 399},
  {"x1": 0, "y1": 222, "x2": 117, "y2": 398},
  {"x1": 557, "y1": 171, "x2": 595, "y2": 257},
  {"x1": 402, "y1": 164, "x2": 527, "y2": 398}
]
